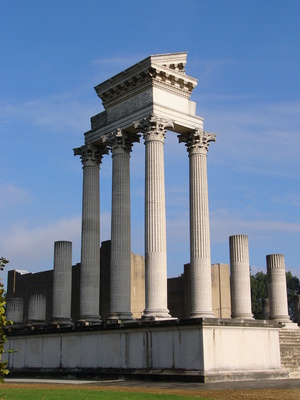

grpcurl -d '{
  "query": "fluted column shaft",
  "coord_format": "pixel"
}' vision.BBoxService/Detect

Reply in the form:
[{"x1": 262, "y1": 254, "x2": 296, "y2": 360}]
[
  {"x1": 267, "y1": 254, "x2": 290, "y2": 322},
  {"x1": 28, "y1": 293, "x2": 46, "y2": 324},
  {"x1": 52, "y1": 241, "x2": 73, "y2": 325},
  {"x1": 179, "y1": 129, "x2": 216, "y2": 318},
  {"x1": 105, "y1": 130, "x2": 139, "y2": 321},
  {"x1": 229, "y1": 234, "x2": 253, "y2": 319},
  {"x1": 74, "y1": 143, "x2": 107, "y2": 324},
  {"x1": 6, "y1": 298, "x2": 24, "y2": 325},
  {"x1": 135, "y1": 114, "x2": 173, "y2": 319}
]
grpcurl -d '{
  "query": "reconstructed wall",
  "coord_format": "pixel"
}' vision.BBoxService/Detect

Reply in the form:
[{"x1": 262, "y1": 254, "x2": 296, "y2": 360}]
[
  {"x1": 131, "y1": 252, "x2": 145, "y2": 319},
  {"x1": 6, "y1": 269, "x2": 54, "y2": 324},
  {"x1": 6, "y1": 244, "x2": 231, "y2": 324},
  {"x1": 211, "y1": 264, "x2": 231, "y2": 318},
  {"x1": 167, "y1": 263, "x2": 231, "y2": 319}
]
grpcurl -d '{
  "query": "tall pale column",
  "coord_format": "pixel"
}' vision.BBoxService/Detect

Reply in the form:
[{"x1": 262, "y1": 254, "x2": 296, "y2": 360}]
[
  {"x1": 267, "y1": 254, "x2": 290, "y2": 322},
  {"x1": 134, "y1": 114, "x2": 173, "y2": 319},
  {"x1": 52, "y1": 241, "x2": 73, "y2": 326},
  {"x1": 229, "y1": 235, "x2": 253, "y2": 319},
  {"x1": 74, "y1": 143, "x2": 108, "y2": 324},
  {"x1": 179, "y1": 129, "x2": 216, "y2": 318},
  {"x1": 105, "y1": 130, "x2": 139, "y2": 321}
]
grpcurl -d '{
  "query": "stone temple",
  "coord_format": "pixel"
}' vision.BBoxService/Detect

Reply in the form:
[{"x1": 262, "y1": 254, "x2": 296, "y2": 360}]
[{"x1": 4, "y1": 52, "x2": 300, "y2": 382}]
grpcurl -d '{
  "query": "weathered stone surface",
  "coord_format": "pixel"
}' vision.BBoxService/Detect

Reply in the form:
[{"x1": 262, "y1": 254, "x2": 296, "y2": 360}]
[
  {"x1": 178, "y1": 130, "x2": 216, "y2": 318},
  {"x1": 6, "y1": 298, "x2": 24, "y2": 326},
  {"x1": 74, "y1": 144, "x2": 108, "y2": 324},
  {"x1": 267, "y1": 254, "x2": 291, "y2": 323},
  {"x1": 135, "y1": 114, "x2": 173, "y2": 319},
  {"x1": 5, "y1": 319, "x2": 287, "y2": 382},
  {"x1": 27, "y1": 293, "x2": 46, "y2": 325},
  {"x1": 229, "y1": 235, "x2": 253, "y2": 319},
  {"x1": 52, "y1": 241, "x2": 73, "y2": 326},
  {"x1": 104, "y1": 130, "x2": 139, "y2": 321}
]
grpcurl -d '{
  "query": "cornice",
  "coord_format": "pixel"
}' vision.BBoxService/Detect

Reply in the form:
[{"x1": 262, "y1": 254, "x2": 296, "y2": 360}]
[{"x1": 94, "y1": 53, "x2": 197, "y2": 109}]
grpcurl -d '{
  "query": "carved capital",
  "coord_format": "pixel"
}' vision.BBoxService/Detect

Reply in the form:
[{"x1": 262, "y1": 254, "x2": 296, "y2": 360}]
[
  {"x1": 134, "y1": 113, "x2": 174, "y2": 143},
  {"x1": 178, "y1": 129, "x2": 216, "y2": 154},
  {"x1": 103, "y1": 129, "x2": 140, "y2": 155},
  {"x1": 73, "y1": 143, "x2": 108, "y2": 167}
]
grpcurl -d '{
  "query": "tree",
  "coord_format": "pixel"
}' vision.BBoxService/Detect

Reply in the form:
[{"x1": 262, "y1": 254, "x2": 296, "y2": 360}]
[
  {"x1": 286, "y1": 271, "x2": 300, "y2": 321},
  {"x1": 251, "y1": 271, "x2": 268, "y2": 319},
  {"x1": 0, "y1": 257, "x2": 9, "y2": 383}
]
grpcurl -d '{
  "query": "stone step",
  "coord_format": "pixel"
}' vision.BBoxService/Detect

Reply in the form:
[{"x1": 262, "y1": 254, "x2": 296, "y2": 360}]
[
  {"x1": 279, "y1": 336, "x2": 300, "y2": 340},
  {"x1": 281, "y1": 355, "x2": 300, "y2": 360},
  {"x1": 279, "y1": 330, "x2": 300, "y2": 376},
  {"x1": 279, "y1": 337, "x2": 300, "y2": 341},
  {"x1": 280, "y1": 340, "x2": 300, "y2": 343},
  {"x1": 280, "y1": 347, "x2": 300, "y2": 352},
  {"x1": 281, "y1": 360, "x2": 300, "y2": 365}
]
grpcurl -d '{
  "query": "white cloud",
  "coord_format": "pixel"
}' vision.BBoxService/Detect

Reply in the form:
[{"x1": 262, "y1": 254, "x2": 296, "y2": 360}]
[
  {"x1": 0, "y1": 94, "x2": 100, "y2": 134},
  {"x1": 210, "y1": 208, "x2": 300, "y2": 244},
  {"x1": 270, "y1": 194, "x2": 300, "y2": 208},
  {"x1": 0, "y1": 184, "x2": 32, "y2": 209},
  {"x1": 190, "y1": 58, "x2": 236, "y2": 87},
  {"x1": 201, "y1": 100, "x2": 300, "y2": 179},
  {"x1": 0, "y1": 217, "x2": 82, "y2": 270}
]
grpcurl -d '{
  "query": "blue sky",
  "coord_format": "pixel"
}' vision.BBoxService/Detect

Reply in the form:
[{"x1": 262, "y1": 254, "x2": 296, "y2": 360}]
[{"x1": 1, "y1": 0, "x2": 300, "y2": 289}]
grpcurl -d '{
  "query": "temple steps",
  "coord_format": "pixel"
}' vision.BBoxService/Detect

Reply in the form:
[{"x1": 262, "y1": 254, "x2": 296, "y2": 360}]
[{"x1": 279, "y1": 327, "x2": 300, "y2": 377}]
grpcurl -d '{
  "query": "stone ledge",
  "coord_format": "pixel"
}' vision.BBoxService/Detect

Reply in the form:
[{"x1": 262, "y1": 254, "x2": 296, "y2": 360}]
[
  {"x1": 6, "y1": 367, "x2": 288, "y2": 384},
  {"x1": 5, "y1": 317, "x2": 283, "y2": 338}
]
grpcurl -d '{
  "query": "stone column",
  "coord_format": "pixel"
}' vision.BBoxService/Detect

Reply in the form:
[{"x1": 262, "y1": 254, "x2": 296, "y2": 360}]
[
  {"x1": 74, "y1": 143, "x2": 108, "y2": 324},
  {"x1": 179, "y1": 129, "x2": 216, "y2": 318},
  {"x1": 229, "y1": 235, "x2": 253, "y2": 319},
  {"x1": 134, "y1": 114, "x2": 173, "y2": 319},
  {"x1": 105, "y1": 129, "x2": 139, "y2": 322},
  {"x1": 51, "y1": 241, "x2": 73, "y2": 326},
  {"x1": 27, "y1": 293, "x2": 46, "y2": 325},
  {"x1": 6, "y1": 298, "x2": 24, "y2": 326},
  {"x1": 266, "y1": 254, "x2": 290, "y2": 322}
]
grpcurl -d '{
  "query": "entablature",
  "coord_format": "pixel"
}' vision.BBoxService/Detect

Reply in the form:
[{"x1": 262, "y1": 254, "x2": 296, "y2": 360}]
[
  {"x1": 86, "y1": 52, "x2": 204, "y2": 145},
  {"x1": 94, "y1": 53, "x2": 197, "y2": 109}
]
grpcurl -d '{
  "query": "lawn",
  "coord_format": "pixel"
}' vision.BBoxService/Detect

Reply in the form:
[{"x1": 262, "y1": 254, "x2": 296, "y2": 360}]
[{"x1": 0, "y1": 387, "x2": 209, "y2": 400}]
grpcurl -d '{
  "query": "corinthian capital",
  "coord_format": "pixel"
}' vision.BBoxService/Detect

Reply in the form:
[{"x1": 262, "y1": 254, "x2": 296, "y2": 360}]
[
  {"x1": 73, "y1": 143, "x2": 108, "y2": 167},
  {"x1": 178, "y1": 129, "x2": 216, "y2": 154},
  {"x1": 134, "y1": 113, "x2": 174, "y2": 143},
  {"x1": 103, "y1": 129, "x2": 140, "y2": 154}
]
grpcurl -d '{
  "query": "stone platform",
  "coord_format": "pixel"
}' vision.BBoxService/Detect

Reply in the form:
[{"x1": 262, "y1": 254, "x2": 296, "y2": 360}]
[{"x1": 4, "y1": 318, "x2": 287, "y2": 383}]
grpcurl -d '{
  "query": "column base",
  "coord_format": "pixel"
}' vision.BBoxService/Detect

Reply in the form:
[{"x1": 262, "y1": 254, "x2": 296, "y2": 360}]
[
  {"x1": 142, "y1": 308, "x2": 175, "y2": 321},
  {"x1": 269, "y1": 315, "x2": 291, "y2": 323},
  {"x1": 26, "y1": 321, "x2": 47, "y2": 329},
  {"x1": 231, "y1": 313, "x2": 254, "y2": 320},
  {"x1": 50, "y1": 318, "x2": 74, "y2": 328},
  {"x1": 281, "y1": 321, "x2": 299, "y2": 329},
  {"x1": 190, "y1": 311, "x2": 215, "y2": 318},
  {"x1": 76, "y1": 315, "x2": 102, "y2": 326},
  {"x1": 107, "y1": 312, "x2": 134, "y2": 323}
]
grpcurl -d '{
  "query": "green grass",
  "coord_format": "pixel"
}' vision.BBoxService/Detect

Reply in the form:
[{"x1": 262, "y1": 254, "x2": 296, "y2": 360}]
[{"x1": 0, "y1": 387, "x2": 210, "y2": 400}]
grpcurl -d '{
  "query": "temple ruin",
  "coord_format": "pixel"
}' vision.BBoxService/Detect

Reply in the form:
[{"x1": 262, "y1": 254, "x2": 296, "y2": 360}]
[{"x1": 4, "y1": 52, "x2": 300, "y2": 382}]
